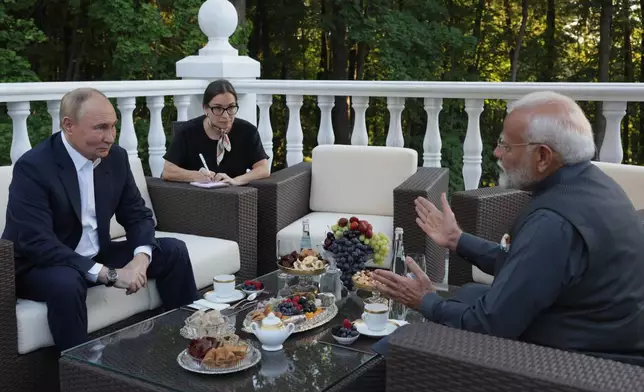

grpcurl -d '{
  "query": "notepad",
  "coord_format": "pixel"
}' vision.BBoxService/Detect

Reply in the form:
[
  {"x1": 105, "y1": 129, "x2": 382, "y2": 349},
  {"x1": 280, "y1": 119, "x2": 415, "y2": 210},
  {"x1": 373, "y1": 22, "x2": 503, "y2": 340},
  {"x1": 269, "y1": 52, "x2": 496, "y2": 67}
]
[{"x1": 189, "y1": 181, "x2": 229, "y2": 188}]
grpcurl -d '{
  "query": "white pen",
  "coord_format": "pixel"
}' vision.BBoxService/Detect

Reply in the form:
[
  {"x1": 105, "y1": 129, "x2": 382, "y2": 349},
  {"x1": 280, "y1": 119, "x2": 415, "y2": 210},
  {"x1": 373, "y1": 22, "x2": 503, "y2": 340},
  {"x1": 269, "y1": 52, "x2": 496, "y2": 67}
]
[{"x1": 198, "y1": 153, "x2": 212, "y2": 177}]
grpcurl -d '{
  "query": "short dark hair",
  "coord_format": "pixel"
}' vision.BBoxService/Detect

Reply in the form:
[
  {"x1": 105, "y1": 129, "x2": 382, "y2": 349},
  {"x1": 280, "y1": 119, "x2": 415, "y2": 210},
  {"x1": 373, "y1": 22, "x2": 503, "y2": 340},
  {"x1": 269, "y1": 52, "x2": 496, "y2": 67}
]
[{"x1": 202, "y1": 79, "x2": 238, "y2": 107}]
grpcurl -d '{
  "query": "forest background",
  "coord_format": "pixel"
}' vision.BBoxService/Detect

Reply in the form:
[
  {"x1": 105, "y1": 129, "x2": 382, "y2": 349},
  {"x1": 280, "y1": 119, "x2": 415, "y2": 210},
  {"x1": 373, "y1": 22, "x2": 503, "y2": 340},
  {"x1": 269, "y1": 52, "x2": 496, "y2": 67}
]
[{"x1": 0, "y1": 0, "x2": 640, "y2": 191}]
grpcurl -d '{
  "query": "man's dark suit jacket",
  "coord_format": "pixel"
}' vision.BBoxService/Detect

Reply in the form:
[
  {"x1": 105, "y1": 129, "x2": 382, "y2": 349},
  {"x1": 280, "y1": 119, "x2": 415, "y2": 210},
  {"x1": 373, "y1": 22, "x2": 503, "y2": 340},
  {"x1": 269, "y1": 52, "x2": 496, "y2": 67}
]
[{"x1": 2, "y1": 132, "x2": 158, "y2": 277}]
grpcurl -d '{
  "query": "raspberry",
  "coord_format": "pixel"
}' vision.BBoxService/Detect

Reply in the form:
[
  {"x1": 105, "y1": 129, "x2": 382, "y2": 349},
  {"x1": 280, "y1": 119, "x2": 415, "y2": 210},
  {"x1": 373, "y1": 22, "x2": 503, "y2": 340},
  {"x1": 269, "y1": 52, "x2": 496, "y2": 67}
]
[
  {"x1": 293, "y1": 296, "x2": 300, "y2": 303},
  {"x1": 342, "y1": 319, "x2": 352, "y2": 329},
  {"x1": 244, "y1": 280, "x2": 251, "y2": 286},
  {"x1": 253, "y1": 281, "x2": 262, "y2": 289}
]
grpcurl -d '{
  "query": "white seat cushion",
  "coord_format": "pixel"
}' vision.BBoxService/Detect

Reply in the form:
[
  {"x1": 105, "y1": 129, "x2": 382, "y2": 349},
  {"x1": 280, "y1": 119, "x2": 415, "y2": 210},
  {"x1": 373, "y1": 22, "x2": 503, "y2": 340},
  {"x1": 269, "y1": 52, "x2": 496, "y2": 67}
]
[
  {"x1": 16, "y1": 285, "x2": 151, "y2": 354},
  {"x1": 309, "y1": 145, "x2": 417, "y2": 216},
  {"x1": 109, "y1": 157, "x2": 158, "y2": 239},
  {"x1": 0, "y1": 166, "x2": 12, "y2": 233},
  {"x1": 147, "y1": 231, "x2": 240, "y2": 309},
  {"x1": 276, "y1": 212, "x2": 394, "y2": 268},
  {"x1": 592, "y1": 161, "x2": 644, "y2": 210}
]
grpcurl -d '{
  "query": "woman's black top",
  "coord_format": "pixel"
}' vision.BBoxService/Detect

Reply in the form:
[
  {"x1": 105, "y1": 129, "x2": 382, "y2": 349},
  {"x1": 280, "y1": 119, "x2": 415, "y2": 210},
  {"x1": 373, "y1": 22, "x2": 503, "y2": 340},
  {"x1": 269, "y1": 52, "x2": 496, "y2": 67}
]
[{"x1": 164, "y1": 115, "x2": 269, "y2": 178}]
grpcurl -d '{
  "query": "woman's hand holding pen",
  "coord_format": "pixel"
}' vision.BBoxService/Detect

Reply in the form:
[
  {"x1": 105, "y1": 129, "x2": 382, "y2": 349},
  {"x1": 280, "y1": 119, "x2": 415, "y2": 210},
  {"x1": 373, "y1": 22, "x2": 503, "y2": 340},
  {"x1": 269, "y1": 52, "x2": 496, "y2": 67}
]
[{"x1": 195, "y1": 168, "x2": 216, "y2": 182}]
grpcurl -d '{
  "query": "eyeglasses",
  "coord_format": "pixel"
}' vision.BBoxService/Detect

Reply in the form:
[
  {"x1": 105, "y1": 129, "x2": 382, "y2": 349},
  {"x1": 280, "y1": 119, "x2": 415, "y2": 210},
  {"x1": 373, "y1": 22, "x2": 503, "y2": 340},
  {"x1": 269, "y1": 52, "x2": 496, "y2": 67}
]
[
  {"x1": 209, "y1": 105, "x2": 239, "y2": 116},
  {"x1": 496, "y1": 137, "x2": 542, "y2": 153}
]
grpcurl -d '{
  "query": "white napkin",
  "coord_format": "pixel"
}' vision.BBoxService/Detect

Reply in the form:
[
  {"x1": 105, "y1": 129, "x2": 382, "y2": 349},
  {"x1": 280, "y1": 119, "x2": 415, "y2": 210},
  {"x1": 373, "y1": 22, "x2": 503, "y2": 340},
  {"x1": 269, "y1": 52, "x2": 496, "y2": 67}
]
[{"x1": 187, "y1": 299, "x2": 230, "y2": 311}]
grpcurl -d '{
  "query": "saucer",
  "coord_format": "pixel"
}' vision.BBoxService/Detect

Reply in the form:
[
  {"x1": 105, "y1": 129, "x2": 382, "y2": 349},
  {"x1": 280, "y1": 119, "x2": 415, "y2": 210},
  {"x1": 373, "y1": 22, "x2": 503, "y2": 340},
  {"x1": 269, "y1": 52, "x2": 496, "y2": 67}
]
[
  {"x1": 353, "y1": 319, "x2": 400, "y2": 337},
  {"x1": 204, "y1": 289, "x2": 245, "y2": 304}
]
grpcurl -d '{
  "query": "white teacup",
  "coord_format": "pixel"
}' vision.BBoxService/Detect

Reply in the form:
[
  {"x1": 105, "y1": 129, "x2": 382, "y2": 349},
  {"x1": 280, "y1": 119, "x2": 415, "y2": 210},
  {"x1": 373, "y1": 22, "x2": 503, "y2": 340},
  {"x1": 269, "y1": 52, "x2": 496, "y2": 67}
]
[
  {"x1": 213, "y1": 274, "x2": 236, "y2": 298},
  {"x1": 361, "y1": 302, "x2": 389, "y2": 331}
]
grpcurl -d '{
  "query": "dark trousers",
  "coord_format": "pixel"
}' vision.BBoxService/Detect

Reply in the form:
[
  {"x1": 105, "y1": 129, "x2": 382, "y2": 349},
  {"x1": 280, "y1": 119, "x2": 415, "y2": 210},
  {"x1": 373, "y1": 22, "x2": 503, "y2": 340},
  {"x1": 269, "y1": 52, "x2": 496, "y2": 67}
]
[{"x1": 16, "y1": 237, "x2": 199, "y2": 351}]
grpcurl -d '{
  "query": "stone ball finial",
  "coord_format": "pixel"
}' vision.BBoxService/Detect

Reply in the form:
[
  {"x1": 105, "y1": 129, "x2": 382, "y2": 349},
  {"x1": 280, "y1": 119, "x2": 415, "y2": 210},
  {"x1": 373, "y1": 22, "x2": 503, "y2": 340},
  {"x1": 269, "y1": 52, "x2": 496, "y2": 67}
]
[{"x1": 197, "y1": 0, "x2": 239, "y2": 56}]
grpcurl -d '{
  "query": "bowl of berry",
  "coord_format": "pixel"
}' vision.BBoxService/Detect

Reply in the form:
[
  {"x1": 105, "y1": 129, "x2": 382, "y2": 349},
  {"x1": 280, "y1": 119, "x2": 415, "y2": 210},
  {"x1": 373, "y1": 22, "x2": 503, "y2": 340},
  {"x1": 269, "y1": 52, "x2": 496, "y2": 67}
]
[
  {"x1": 331, "y1": 319, "x2": 360, "y2": 345},
  {"x1": 241, "y1": 280, "x2": 265, "y2": 295}
]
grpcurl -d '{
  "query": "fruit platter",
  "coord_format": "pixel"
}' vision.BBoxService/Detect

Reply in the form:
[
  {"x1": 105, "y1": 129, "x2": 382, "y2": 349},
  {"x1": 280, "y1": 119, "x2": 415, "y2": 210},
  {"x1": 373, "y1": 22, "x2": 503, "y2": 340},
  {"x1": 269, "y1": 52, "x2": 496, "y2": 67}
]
[
  {"x1": 242, "y1": 292, "x2": 338, "y2": 334},
  {"x1": 322, "y1": 216, "x2": 391, "y2": 290},
  {"x1": 277, "y1": 248, "x2": 328, "y2": 276},
  {"x1": 177, "y1": 334, "x2": 262, "y2": 375}
]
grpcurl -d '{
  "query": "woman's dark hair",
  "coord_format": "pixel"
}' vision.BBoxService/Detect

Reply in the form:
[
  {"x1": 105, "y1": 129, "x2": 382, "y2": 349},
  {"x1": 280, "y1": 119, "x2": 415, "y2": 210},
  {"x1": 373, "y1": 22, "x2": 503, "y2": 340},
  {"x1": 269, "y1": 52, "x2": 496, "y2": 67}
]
[{"x1": 202, "y1": 79, "x2": 238, "y2": 107}]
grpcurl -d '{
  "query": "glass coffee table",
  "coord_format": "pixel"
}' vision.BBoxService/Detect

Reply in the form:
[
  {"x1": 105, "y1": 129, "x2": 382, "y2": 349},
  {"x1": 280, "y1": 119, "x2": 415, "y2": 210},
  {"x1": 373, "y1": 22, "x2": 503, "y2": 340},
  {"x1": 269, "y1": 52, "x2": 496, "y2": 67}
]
[{"x1": 60, "y1": 270, "x2": 460, "y2": 392}]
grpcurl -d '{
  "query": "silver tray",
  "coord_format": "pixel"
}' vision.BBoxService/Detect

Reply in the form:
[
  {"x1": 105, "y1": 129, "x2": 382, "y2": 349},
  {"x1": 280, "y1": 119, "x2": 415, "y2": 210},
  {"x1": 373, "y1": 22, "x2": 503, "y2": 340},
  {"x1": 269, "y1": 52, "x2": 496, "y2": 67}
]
[
  {"x1": 176, "y1": 343, "x2": 262, "y2": 375},
  {"x1": 241, "y1": 303, "x2": 338, "y2": 334}
]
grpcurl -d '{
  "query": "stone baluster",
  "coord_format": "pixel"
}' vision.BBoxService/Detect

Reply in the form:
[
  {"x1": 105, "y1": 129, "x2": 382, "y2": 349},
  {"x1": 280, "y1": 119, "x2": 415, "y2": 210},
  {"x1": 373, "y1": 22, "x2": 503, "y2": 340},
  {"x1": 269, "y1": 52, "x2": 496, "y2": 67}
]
[
  {"x1": 117, "y1": 97, "x2": 138, "y2": 157},
  {"x1": 257, "y1": 94, "x2": 274, "y2": 169},
  {"x1": 422, "y1": 98, "x2": 443, "y2": 167},
  {"x1": 285, "y1": 95, "x2": 304, "y2": 166},
  {"x1": 47, "y1": 100, "x2": 61, "y2": 134},
  {"x1": 385, "y1": 97, "x2": 405, "y2": 147},
  {"x1": 462, "y1": 99, "x2": 484, "y2": 190},
  {"x1": 146, "y1": 96, "x2": 166, "y2": 177},
  {"x1": 7, "y1": 101, "x2": 32, "y2": 163},
  {"x1": 351, "y1": 96, "x2": 369, "y2": 145},
  {"x1": 174, "y1": 95, "x2": 191, "y2": 122},
  {"x1": 599, "y1": 101, "x2": 627, "y2": 163},
  {"x1": 317, "y1": 95, "x2": 335, "y2": 145}
]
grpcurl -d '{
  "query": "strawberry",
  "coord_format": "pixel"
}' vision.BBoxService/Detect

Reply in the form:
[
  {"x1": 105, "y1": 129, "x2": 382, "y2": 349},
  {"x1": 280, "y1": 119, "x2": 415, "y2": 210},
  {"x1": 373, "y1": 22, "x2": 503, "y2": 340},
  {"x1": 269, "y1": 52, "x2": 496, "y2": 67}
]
[
  {"x1": 343, "y1": 319, "x2": 352, "y2": 329},
  {"x1": 293, "y1": 296, "x2": 300, "y2": 303},
  {"x1": 253, "y1": 281, "x2": 262, "y2": 289},
  {"x1": 244, "y1": 280, "x2": 252, "y2": 286}
]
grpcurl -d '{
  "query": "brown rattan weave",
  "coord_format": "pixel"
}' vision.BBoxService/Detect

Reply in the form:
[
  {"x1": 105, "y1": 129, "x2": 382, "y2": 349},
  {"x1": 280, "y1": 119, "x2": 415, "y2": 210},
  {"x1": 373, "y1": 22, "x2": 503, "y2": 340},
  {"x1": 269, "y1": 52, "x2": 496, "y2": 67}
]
[
  {"x1": 448, "y1": 187, "x2": 531, "y2": 286},
  {"x1": 387, "y1": 322, "x2": 644, "y2": 391}
]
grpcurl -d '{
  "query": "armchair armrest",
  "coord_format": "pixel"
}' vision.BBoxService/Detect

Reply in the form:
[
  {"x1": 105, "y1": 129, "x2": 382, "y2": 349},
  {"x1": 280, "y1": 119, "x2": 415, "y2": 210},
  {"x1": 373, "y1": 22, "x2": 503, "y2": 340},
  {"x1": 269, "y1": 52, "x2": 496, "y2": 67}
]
[
  {"x1": 393, "y1": 168, "x2": 449, "y2": 281},
  {"x1": 387, "y1": 322, "x2": 644, "y2": 391},
  {"x1": 0, "y1": 239, "x2": 16, "y2": 357},
  {"x1": 449, "y1": 187, "x2": 531, "y2": 286},
  {"x1": 146, "y1": 178, "x2": 258, "y2": 281},
  {"x1": 248, "y1": 162, "x2": 312, "y2": 276}
]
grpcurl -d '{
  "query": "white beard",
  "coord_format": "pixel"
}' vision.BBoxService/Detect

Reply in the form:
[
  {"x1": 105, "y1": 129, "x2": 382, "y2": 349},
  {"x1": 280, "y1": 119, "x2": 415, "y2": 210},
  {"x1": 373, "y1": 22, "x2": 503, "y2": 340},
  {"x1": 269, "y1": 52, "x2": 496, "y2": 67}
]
[{"x1": 497, "y1": 160, "x2": 535, "y2": 190}]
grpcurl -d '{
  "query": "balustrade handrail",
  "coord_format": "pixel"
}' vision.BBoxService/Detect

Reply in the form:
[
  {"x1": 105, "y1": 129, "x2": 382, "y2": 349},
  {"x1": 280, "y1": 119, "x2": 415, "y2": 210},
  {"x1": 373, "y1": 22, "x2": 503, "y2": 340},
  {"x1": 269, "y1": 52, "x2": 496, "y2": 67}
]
[
  {"x1": 233, "y1": 80, "x2": 644, "y2": 102},
  {"x1": 0, "y1": 79, "x2": 208, "y2": 102},
  {"x1": 1, "y1": 79, "x2": 644, "y2": 103}
]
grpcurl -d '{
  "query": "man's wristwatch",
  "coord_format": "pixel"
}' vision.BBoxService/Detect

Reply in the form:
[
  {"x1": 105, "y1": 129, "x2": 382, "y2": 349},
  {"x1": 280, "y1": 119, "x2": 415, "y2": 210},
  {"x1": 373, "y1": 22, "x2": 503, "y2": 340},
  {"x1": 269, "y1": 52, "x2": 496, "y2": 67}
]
[{"x1": 106, "y1": 268, "x2": 118, "y2": 287}]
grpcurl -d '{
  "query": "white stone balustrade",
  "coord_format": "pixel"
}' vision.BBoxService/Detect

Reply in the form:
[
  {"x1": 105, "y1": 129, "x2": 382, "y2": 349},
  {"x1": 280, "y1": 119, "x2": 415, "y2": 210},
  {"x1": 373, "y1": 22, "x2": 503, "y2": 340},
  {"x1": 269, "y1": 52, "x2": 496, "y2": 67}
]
[{"x1": 1, "y1": 0, "x2": 644, "y2": 186}]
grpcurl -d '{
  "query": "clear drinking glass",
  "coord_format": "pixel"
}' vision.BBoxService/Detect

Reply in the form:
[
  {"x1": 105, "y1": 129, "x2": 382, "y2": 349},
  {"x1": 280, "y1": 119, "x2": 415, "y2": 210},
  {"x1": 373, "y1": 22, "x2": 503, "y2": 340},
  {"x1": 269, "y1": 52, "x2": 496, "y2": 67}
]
[{"x1": 404, "y1": 253, "x2": 427, "y2": 280}]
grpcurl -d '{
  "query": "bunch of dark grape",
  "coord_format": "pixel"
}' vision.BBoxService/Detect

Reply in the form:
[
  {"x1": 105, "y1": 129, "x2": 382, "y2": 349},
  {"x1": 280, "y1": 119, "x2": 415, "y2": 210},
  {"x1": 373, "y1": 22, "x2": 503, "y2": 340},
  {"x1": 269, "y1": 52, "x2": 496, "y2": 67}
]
[{"x1": 323, "y1": 230, "x2": 372, "y2": 291}]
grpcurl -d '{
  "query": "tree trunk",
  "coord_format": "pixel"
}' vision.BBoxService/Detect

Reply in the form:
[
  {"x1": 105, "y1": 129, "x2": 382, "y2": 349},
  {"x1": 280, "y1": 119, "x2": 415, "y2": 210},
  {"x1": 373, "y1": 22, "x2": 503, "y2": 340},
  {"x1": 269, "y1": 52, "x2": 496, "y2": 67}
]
[
  {"x1": 622, "y1": 0, "x2": 633, "y2": 161},
  {"x1": 317, "y1": 0, "x2": 329, "y2": 80},
  {"x1": 330, "y1": 0, "x2": 350, "y2": 144},
  {"x1": 468, "y1": 0, "x2": 486, "y2": 75},
  {"x1": 594, "y1": 0, "x2": 613, "y2": 156},
  {"x1": 510, "y1": 0, "x2": 529, "y2": 82},
  {"x1": 232, "y1": 0, "x2": 246, "y2": 24},
  {"x1": 541, "y1": 0, "x2": 556, "y2": 81}
]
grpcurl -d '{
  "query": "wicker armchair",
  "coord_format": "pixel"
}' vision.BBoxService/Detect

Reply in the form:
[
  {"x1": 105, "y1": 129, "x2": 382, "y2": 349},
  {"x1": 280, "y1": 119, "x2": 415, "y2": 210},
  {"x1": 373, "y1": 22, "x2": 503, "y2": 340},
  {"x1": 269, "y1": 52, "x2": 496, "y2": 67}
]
[
  {"x1": 448, "y1": 187, "x2": 531, "y2": 286},
  {"x1": 248, "y1": 162, "x2": 449, "y2": 281},
  {"x1": 0, "y1": 179, "x2": 257, "y2": 392},
  {"x1": 387, "y1": 322, "x2": 644, "y2": 391}
]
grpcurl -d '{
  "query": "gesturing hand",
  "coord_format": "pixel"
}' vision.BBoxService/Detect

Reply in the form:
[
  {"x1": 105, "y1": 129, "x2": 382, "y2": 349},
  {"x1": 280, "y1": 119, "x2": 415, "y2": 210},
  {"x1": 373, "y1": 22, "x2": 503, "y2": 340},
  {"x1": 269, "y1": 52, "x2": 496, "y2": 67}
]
[
  {"x1": 372, "y1": 257, "x2": 434, "y2": 310},
  {"x1": 415, "y1": 192, "x2": 463, "y2": 251}
]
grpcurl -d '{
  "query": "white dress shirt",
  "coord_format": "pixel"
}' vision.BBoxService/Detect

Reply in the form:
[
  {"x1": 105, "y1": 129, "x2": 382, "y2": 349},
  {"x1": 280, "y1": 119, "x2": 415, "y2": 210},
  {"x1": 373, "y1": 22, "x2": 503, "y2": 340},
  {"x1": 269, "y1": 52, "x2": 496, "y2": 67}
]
[{"x1": 61, "y1": 133, "x2": 151, "y2": 282}]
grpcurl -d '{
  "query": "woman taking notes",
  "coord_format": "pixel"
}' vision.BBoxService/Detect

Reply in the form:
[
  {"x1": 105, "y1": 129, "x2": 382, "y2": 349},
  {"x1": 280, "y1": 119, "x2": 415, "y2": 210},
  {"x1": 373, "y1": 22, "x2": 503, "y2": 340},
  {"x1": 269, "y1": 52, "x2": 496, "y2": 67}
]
[{"x1": 161, "y1": 79, "x2": 270, "y2": 185}]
